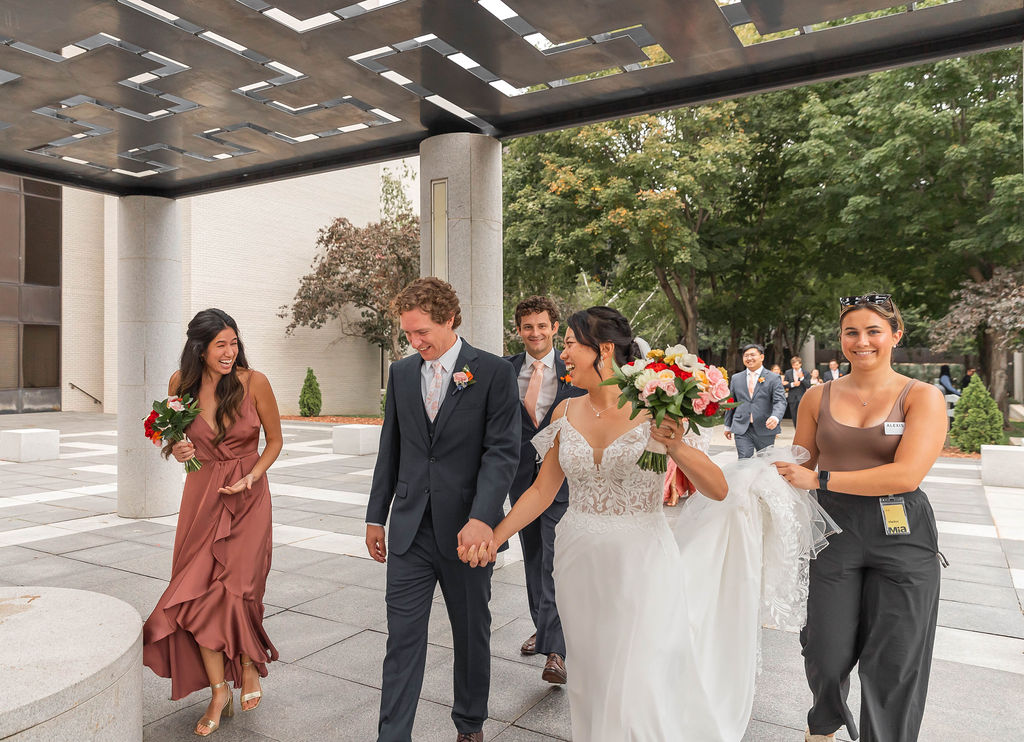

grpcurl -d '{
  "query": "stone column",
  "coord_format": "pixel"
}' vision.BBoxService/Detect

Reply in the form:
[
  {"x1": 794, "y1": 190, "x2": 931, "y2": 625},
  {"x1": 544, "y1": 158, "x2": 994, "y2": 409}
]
[
  {"x1": 419, "y1": 133, "x2": 503, "y2": 355},
  {"x1": 117, "y1": 196, "x2": 182, "y2": 518},
  {"x1": 801, "y1": 334, "x2": 816, "y2": 372},
  {"x1": 1014, "y1": 351, "x2": 1023, "y2": 403}
]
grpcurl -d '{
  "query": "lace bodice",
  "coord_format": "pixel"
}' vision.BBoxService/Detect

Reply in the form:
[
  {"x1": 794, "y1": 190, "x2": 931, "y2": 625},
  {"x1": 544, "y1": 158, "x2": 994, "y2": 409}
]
[{"x1": 532, "y1": 414, "x2": 708, "y2": 518}]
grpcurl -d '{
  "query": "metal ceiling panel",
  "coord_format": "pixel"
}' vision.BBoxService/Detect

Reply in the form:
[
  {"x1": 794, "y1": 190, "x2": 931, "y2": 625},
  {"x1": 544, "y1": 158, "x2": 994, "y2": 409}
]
[{"x1": 0, "y1": 0, "x2": 1019, "y2": 197}]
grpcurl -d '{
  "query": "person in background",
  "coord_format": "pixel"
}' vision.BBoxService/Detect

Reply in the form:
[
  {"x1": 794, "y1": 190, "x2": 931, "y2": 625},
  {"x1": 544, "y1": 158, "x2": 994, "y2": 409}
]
[
  {"x1": 724, "y1": 344, "x2": 787, "y2": 459},
  {"x1": 938, "y1": 365, "x2": 960, "y2": 396},
  {"x1": 825, "y1": 358, "x2": 843, "y2": 381},
  {"x1": 960, "y1": 367, "x2": 976, "y2": 391},
  {"x1": 784, "y1": 355, "x2": 812, "y2": 426},
  {"x1": 809, "y1": 368, "x2": 823, "y2": 386}
]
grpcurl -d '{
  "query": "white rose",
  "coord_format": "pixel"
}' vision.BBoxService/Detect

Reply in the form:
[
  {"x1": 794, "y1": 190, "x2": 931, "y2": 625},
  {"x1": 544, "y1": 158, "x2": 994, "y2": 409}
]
[
  {"x1": 657, "y1": 369, "x2": 677, "y2": 382},
  {"x1": 678, "y1": 353, "x2": 700, "y2": 372},
  {"x1": 621, "y1": 360, "x2": 644, "y2": 377},
  {"x1": 664, "y1": 344, "x2": 688, "y2": 360},
  {"x1": 634, "y1": 369, "x2": 659, "y2": 391}
]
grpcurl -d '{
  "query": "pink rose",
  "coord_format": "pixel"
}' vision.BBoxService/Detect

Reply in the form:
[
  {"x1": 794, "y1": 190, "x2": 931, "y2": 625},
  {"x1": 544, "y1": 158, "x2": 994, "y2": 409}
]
[
  {"x1": 639, "y1": 379, "x2": 660, "y2": 402},
  {"x1": 453, "y1": 372, "x2": 469, "y2": 385},
  {"x1": 711, "y1": 380, "x2": 730, "y2": 400},
  {"x1": 705, "y1": 365, "x2": 724, "y2": 384},
  {"x1": 168, "y1": 398, "x2": 184, "y2": 412},
  {"x1": 692, "y1": 395, "x2": 709, "y2": 414},
  {"x1": 658, "y1": 379, "x2": 679, "y2": 396}
]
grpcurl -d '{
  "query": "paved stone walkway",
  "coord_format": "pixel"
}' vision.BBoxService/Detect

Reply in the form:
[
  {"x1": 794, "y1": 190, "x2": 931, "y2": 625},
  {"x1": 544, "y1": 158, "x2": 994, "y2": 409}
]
[{"x1": 1, "y1": 412, "x2": 1022, "y2": 741}]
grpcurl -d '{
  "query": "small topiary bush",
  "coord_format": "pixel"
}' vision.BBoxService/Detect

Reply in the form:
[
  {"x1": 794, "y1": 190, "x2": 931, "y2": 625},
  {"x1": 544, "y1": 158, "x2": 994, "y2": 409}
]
[
  {"x1": 949, "y1": 374, "x2": 1004, "y2": 453},
  {"x1": 299, "y1": 367, "x2": 322, "y2": 417}
]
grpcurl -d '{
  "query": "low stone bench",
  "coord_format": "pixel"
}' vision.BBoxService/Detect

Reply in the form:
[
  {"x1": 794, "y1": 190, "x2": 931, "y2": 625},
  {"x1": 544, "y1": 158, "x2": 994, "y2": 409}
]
[
  {"x1": 0, "y1": 428, "x2": 60, "y2": 462},
  {"x1": 332, "y1": 423, "x2": 381, "y2": 456},
  {"x1": 0, "y1": 587, "x2": 143, "y2": 742},
  {"x1": 981, "y1": 444, "x2": 1024, "y2": 487}
]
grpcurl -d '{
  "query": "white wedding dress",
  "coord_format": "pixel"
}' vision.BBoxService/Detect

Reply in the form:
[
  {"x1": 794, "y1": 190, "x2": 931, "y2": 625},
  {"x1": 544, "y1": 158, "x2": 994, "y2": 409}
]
[{"x1": 534, "y1": 407, "x2": 837, "y2": 742}]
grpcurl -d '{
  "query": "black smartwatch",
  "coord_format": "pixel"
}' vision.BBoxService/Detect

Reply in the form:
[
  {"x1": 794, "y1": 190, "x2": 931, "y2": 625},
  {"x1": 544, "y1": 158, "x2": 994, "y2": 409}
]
[{"x1": 818, "y1": 470, "x2": 831, "y2": 492}]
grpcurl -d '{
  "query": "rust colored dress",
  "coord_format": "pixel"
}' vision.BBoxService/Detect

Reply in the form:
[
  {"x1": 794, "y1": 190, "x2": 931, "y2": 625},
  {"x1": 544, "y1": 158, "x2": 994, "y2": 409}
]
[{"x1": 143, "y1": 391, "x2": 278, "y2": 700}]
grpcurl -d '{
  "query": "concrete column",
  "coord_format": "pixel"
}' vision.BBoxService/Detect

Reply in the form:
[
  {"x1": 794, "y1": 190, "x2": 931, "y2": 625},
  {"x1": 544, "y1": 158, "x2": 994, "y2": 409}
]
[
  {"x1": 419, "y1": 133, "x2": 503, "y2": 355},
  {"x1": 117, "y1": 196, "x2": 182, "y2": 518},
  {"x1": 801, "y1": 334, "x2": 816, "y2": 371},
  {"x1": 1014, "y1": 351, "x2": 1023, "y2": 402}
]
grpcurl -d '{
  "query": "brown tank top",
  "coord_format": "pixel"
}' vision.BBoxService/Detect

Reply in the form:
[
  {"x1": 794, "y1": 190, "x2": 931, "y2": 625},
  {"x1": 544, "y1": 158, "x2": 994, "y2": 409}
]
[{"x1": 816, "y1": 379, "x2": 917, "y2": 472}]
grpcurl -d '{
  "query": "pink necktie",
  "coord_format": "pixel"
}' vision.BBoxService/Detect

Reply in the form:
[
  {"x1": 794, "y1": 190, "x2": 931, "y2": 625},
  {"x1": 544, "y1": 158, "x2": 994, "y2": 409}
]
[
  {"x1": 524, "y1": 360, "x2": 545, "y2": 427},
  {"x1": 748, "y1": 371, "x2": 756, "y2": 422},
  {"x1": 425, "y1": 361, "x2": 444, "y2": 421}
]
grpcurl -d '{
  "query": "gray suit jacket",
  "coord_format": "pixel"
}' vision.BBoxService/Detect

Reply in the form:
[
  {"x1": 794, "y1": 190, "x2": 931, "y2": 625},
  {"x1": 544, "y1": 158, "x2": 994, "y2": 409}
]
[
  {"x1": 723, "y1": 369, "x2": 788, "y2": 436},
  {"x1": 366, "y1": 341, "x2": 521, "y2": 559}
]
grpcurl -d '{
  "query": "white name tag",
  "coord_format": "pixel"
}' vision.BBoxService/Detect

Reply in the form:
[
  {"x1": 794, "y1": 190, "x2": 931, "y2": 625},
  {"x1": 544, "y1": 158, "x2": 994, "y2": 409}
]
[{"x1": 884, "y1": 422, "x2": 905, "y2": 436}]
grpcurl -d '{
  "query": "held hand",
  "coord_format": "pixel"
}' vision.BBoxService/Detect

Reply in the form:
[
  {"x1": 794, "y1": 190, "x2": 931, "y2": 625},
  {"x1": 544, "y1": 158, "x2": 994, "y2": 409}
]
[
  {"x1": 457, "y1": 540, "x2": 498, "y2": 568},
  {"x1": 650, "y1": 417, "x2": 688, "y2": 448},
  {"x1": 172, "y1": 440, "x2": 196, "y2": 463},
  {"x1": 773, "y1": 461, "x2": 819, "y2": 490},
  {"x1": 458, "y1": 518, "x2": 494, "y2": 552},
  {"x1": 724, "y1": 430, "x2": 733, "y2": 441},
  {"x1": 365, "y1": 525, "x2": 387, "y2": 563},
  {"x1": 765, "y1": 416, "x2": 779, "y2": 431},
  {"x1": 218, "y1": 473, "x2": 256, "y2": 495}
]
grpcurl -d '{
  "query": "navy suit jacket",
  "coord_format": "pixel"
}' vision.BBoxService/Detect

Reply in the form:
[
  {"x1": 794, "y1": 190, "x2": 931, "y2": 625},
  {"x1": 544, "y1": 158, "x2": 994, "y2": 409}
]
[
  {"x1": 723, "y1": 369, "x2": 788, "y2": 436},
  {"x1": 505, "y1": 352, "x2": 586, "y2": 504},
  {"x1": 784, "y1": 368, "x2": 811, "y2": 403},
  {"x1": 366, "y1": 340, "x2": 521, "y2": 559}
]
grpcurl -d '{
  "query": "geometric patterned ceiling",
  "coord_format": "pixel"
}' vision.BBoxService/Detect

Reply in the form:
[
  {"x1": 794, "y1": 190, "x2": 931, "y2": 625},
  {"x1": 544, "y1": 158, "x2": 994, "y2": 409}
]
[{"x1": 0, "y1": 0, "x2": 1021, "y2": 198}]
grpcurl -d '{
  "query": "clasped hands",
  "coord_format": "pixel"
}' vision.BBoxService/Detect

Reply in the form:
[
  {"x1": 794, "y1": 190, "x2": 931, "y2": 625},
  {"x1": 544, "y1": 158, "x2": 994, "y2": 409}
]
[
  {"x1": 649, "y1": 416, "x2": 688, "y2": 448},
  {"x1": 457, "y1": 518, "x2": 498, "y2": 568}
]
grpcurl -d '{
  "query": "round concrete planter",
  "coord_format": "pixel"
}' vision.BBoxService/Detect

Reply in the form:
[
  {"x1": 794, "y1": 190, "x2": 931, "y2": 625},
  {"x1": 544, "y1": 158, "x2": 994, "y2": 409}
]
[{"x1": 0, "y1": 587, "x2": 143, "y2": 741}]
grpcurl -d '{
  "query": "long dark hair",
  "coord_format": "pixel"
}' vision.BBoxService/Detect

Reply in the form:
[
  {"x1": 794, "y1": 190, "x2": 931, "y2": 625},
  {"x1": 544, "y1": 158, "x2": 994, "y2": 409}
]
[
  {"x1": 171, "y1": 309, "x2": 249, "y2": 450},
  {"x1": 566, "y1": 306, "x2": 641, "y2": 377}
]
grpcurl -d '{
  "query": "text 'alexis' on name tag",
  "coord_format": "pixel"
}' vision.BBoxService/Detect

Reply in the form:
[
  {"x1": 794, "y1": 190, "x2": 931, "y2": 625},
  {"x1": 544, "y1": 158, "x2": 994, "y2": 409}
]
[{"x1": 883, "y1": 422, "x2": 905, "y2": 436}]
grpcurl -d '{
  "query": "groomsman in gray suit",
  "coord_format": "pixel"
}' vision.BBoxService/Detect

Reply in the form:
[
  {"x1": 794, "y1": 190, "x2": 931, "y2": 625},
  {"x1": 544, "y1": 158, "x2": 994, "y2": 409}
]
[
  {"x1": 366, "y1": 278, "x2": 520, "y2": 742},
  {"x1": 505, "y1": 296, "x2": 585, "y2": 685},
  {"x1": 723, "y1": 343, "x2": 787, "y2": 459}
]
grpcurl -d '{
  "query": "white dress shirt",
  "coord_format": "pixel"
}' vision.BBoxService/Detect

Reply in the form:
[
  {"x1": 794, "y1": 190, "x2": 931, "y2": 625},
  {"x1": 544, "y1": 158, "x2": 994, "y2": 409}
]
[
  {"x1": 827, "y1": 368, "x2": 841, "y2": 381},
  {"x1": 517, "y1": 347, "x2": 558, "y2": 424},
  {"x1": 420, "y1": 337, "x2": 463, "y2": 403}
]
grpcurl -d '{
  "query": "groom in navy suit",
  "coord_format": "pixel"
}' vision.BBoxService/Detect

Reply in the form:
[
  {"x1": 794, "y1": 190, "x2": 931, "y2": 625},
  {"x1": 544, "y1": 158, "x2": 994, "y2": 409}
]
[
  {"x1": 366, "y1": 278, "x2": 520, "y2": 742},
  {"x1": 505, "y1": 296, "x2": 585, "y2": 685},
  {"x1": 723, "y1": 343, "x2": 787, "y2": 459}
]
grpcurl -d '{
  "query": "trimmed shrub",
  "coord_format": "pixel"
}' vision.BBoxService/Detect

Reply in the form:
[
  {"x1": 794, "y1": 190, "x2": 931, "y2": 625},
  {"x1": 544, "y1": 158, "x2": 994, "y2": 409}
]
[
  {"x1": 949, "y1": 374, "x2": 1004, "y2": 453},
  {"x1": 299, "y1": 367, "x2": 322, "y2": 418}
]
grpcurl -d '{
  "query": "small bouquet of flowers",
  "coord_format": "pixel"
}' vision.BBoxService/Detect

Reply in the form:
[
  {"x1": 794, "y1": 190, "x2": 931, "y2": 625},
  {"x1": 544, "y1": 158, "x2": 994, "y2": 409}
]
[
  {"x1": 602, "y1": 345, "x2": 735, "y2": 473},
  {"x1": 144, "y1": 395, "x2": 203, "y2": 472}
]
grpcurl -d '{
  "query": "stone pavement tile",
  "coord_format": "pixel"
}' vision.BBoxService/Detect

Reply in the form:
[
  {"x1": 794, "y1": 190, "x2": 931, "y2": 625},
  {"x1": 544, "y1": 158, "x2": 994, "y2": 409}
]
[
  {"x1": 0, "y1": 551, "x2": 97, "y2": 585},
  {"x1": 940, "y1": 545, "x2": 1010, "y2": 568},
  {"x1": 937, "y1": 533, "x2": 1005, "y2": 553},
  {"x1": 920, "y1": 659, "x2": 1024, "y2": 740},
  {"x1": 291, "y1": 513, "x2": 366, "y2": 536},
  {"x1": 264, "y1": 570, "x2": 343, "y2": 609},
  {"x1": 142, "y1": 667, "x2": 205, "y2": 726},
  {"x1": 294, "y1": 553, "x2": 386, "y2": 590},
  {"x1": 12, "y1": 505, "x2": 94, "y2": 525},
  {"x1": 942, "y1": 561, "x2": 1015, "y2": 587},
  {"x1": 0, "y1": 518, "x2": 36, "y2": 532},
  {"x1": 111, "y1": 551, "x2": 174, "y2": 581},
  {"x1": 332, "y1": 503, "x2": 372, "y2": 519},
  {"x1": 940, "y1": 578, "x2": 1021, "y2": 610},
  {"x1": 492, "y1": 726, "x2": 563, "y2": 742},
  {"x1": 492, "y1": 562, "x2": 528, "y2": 588},
  {"x1": 420, "y1": 655, "x2": 554, "y2": 725},
  {"x1": 0, "y1": 485, "x2": 47, "y2": 496},
  {"x1": 262, "y1": 609, "x2": 363, "y2": 664},
  {"x1": 57, "y1": 495, "x2": 118, "y2": 512},
  {"x1": 274, "y1": 498, "x2": 342, "y2": 516},
  {"x1": 933, "y1": 511, "x2": 997, "y2": 526},
  {"x1": 73, "y1": 567, "x2": 169, "y2": 616},
  {"x1": 22, "y1": 530, "x2": 118, "y2": 555},
  {"x1": 937, "y1": 599, "x2": 1024, "y2": 639},
  {"x1": 269, "y1": 544, "x2": 336, "y2": 572},
  {"x1": 510, "y1": 683, "x2": 571, "y2": 740},
  {"x1": 292, "y1": 584, "x2": 389, "y2": 629},
  {"x1": 489, "y1": 616, "x2": 547, "y2": 667},
  {"x1": 296, "y1": 627, "x2": 446, "y2": 687},
  {"x1": 65, "y1": 539, "x2": 169, "y2": 567},
  {"x1": 0, "y1": 544, "x2": 46, "y2": 566},
  {"x1": 425, "y1": 602, "x2": 518, "y2": 651},
  {"x1": 484, "y1": 580, "x2": 531, "y2": 619},
  {"x1": 96, "y1": 520, "x2": 176, "y2": 541},
  {"x1": 144, "y1": 708, "x2": 283, "y2": 742},
  {"x1": 743, "y1": 719, "x2": 816, "y2": 741},
  {"x1": 265, "y1": 507, "x2": 319, "y2": 525}
]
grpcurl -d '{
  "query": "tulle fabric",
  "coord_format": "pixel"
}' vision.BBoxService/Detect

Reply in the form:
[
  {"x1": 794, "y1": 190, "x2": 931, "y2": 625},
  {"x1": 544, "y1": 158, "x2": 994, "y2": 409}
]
[{"x1": 534, "y1": 419, "x2": 838, "y2": 741}]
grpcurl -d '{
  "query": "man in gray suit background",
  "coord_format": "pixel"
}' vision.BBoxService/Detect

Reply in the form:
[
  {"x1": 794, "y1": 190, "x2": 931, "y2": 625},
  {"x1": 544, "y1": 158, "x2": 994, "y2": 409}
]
[
  {"x1": 365, "y1": 278, "x2": 520, "y2": 742},
  {"x1": 723, "y1": 343, "x2": 787, "y2": 459}
]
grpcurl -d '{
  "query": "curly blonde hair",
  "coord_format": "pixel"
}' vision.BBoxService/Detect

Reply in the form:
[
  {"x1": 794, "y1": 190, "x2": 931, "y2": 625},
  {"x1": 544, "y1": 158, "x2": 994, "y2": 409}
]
[{"x1": 392, "y1": 277, "x2": 462, "y2": 329}]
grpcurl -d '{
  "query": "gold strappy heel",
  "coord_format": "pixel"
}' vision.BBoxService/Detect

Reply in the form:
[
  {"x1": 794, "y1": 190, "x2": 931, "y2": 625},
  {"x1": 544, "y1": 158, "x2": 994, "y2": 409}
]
[
  {"x1": 240, "y1": 660, "x2": 263, "y2": 711},
  {"x1": 194, "y1": 680, "x2": 233, "y2": 737}
]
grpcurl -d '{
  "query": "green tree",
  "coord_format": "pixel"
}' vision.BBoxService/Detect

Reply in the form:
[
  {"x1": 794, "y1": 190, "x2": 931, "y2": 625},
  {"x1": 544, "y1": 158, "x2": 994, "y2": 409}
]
[
  {"x1": 280, "y1": 168, "x2": 419, "y2": 361},
  {"x1": 949, "y1": 374, "x2": 1006, "y2": 452},
  {"x1": 298, "y1": 367, "x2": 322, "y2": 417}
]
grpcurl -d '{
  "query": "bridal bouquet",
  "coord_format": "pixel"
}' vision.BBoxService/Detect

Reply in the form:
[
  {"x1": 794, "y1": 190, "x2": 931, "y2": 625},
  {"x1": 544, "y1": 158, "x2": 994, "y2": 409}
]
[
  {"x1": 144, "y1": 395, "x2": 203, "y2": 472},
  {"x1": 602, "y1": 345, "x2": 735, "y2": 473}
]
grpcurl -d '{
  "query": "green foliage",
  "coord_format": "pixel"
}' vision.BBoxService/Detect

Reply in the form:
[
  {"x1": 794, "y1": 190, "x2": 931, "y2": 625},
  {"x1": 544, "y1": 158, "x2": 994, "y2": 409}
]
[
  {"x1": 949, "y1": 375, "x2": 1004, "y2": 453},
  {"x1": 299, "y1": 367, "x2": 322, "y2": 418}
]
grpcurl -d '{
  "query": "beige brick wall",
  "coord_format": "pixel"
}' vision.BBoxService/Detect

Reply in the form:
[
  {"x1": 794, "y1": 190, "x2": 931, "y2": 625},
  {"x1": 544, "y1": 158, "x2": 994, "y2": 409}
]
[{"x1": 61, "y1": 188, "x2": 107, "y2": 413}]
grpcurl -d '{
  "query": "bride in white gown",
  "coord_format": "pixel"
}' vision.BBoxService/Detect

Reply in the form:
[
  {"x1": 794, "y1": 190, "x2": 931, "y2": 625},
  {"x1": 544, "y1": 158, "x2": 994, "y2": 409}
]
[{"x1": 461, "y1": 307, "x2": 837, "y2": 742}]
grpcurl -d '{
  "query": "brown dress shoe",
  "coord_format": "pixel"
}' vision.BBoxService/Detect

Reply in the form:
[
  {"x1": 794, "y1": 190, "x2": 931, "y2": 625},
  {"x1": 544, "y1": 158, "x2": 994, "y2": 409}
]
[
  {"x1": 542, "y1": 653, "x2": 567, "y2": 684},
  {"x1": 520, "y1": 633, "x2": 537, "y2": 656},
  {"x1": 456, "y1": 733, "x2": 483, "y2": 742}
]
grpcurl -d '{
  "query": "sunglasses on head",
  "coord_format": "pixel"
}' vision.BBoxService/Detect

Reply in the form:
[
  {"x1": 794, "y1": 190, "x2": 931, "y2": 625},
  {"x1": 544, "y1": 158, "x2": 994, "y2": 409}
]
[{"x1": 839, "y1": 293, "x2": 892, "y2": 308}]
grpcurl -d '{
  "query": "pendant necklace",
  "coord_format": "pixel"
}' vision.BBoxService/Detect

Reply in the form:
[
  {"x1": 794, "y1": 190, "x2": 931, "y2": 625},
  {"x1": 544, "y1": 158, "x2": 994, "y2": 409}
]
[{"x1": 587, "y1": 397, "x2": 616, "y2": 417}]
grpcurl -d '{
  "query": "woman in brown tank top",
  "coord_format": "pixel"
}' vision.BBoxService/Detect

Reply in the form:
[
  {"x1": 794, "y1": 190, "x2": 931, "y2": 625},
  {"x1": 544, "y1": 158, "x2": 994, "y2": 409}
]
[{"x1": 774, "y1": 294, "x2": 947, "y2": 742}]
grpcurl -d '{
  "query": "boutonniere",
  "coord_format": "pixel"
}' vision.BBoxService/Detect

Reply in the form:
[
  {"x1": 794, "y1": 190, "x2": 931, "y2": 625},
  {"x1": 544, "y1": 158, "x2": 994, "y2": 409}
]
[
  {"x1": 452, "y1": 365, "x2": 475, "y2": 392},
  {"x1": 758, "y1": 377, "x2": 766, "y2": 384},
  {"x1": 559, "y1": 373, "x2": 572, "y2": 385}
]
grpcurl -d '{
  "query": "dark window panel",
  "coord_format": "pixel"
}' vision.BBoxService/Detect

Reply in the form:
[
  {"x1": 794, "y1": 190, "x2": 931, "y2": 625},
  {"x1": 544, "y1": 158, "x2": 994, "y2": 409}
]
[
  {"x1": 22, "y1": 324, "x2": 58, "y2": 388},
  {"x1": 19, "y1": 285, "x2": 60, "y2": 324},
  {"x1": 23, "y1": 195, "x2": 60, "y2": 286},
  {"x1": 0, "y1": 322, "x2": 18, "y2": 389},
  {"x1": 0, "y1": 191, "x2": 19, "y2": 283},
  {"x1": 22, "y1": 179, "x2": 61, "y2": 199},
  {"x1": 0, "y1": 284, "x2": 16, "y2": 321}
]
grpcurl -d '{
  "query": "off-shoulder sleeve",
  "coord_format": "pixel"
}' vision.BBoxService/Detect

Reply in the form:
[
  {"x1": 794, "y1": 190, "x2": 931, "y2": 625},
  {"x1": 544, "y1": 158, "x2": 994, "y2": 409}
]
[{"x1": 531, "y1": 417, "x2": 564, "y2": 461}]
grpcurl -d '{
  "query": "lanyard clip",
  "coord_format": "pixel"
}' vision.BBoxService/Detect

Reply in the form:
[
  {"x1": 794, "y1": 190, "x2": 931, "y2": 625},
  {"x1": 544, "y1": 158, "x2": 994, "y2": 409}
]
[{"x1": 937, "y1": 551, "x2": 950, "y2": 568}]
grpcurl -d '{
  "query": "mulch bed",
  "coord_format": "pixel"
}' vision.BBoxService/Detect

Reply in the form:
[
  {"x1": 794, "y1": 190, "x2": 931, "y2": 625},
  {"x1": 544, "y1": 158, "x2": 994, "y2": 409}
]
[
  {"x1": 281, "y1": 415, "x2": 383, "y2": 425},
  {"x1": 940, "y1": 446, "x2": 980, "y2": 459}
]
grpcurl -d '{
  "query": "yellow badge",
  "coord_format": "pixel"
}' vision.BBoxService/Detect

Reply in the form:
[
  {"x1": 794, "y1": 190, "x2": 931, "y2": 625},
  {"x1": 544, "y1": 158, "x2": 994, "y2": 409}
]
[{"x1": 879, "y1": 495, "x2": 910, "y2": 536}]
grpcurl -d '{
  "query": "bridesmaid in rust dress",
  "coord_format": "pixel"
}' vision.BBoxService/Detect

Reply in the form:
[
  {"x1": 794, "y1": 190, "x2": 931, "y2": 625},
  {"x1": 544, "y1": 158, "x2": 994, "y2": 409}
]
[{"x1": 143, "y1": 308, "x2": 282, "y2": 737}]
